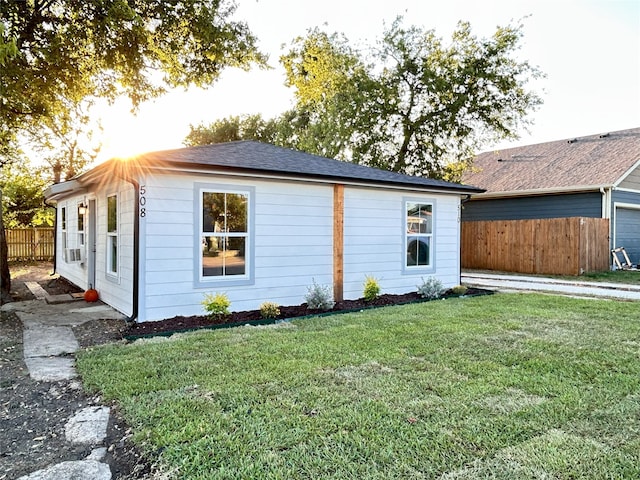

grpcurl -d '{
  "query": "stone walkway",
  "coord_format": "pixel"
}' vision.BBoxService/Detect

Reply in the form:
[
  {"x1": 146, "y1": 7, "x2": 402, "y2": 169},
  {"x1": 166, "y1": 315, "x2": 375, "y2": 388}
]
[{"x1": 1, "y1": 286, "x2": 124, "y2": 480}]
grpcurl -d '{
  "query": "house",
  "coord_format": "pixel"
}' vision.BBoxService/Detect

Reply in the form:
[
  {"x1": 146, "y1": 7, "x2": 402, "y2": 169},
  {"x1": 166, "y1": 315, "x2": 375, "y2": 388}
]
[
  {"x1": 461, "y1": 127, "x2": 640, "y2": 266},
  {"x1": 44, "y1": 141, "x2": 483, "y2": 322}
]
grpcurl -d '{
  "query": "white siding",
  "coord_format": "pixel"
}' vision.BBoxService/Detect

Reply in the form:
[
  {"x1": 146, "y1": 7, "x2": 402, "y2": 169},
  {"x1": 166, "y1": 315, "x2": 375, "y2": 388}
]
[
  {"x1": 91, "y1": 180, "x2": 136, "y2": 317},
  {"x1": 139, "y1": 175, "x2": 334, "y2": 321},
  {"x1": 343, "y1": 187, "x2": 461, "y2": 299},
  {"x1": 56, "y1": 170, "x2": 463, "y2": 321},
  {"x1": 55, "y1": 196, "x2": 89, "y2": 290}
]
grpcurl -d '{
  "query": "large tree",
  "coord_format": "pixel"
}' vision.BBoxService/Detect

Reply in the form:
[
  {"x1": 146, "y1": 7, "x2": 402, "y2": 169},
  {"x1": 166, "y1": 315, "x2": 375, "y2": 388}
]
[
  {"x1": 0, "y1": 0, "x2": 266, "y2": 296},
  {"x1": 1, "y1": 160, "x2": 53, "y2": 229},
  {"x1": 188, "y1": 19, "x2": 543, "y2": 182},
  {"x1": 283, "y1": 18, "x2": 543, "y2": 179}
]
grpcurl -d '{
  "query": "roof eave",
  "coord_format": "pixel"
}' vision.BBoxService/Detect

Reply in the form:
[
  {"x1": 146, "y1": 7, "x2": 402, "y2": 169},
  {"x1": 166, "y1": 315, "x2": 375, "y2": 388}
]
[
  {"x1": 43, "y1": 180, "x2": 85, "y2": 202},
  {"x1": 149, "y1": 162, "x2": 485, "y2": 195},
  {"x1": 470, "y1": 184, "x2": 611, "y2": 200}
]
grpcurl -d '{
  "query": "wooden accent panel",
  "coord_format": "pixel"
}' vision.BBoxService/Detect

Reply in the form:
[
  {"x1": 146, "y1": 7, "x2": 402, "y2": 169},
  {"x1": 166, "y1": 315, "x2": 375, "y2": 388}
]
[
  {"x1": 462, "y1": 217, "x2": 610, "y2": 275},
  {"x1": 333, "y1": 184, "x2": 344, "y2": 302}
]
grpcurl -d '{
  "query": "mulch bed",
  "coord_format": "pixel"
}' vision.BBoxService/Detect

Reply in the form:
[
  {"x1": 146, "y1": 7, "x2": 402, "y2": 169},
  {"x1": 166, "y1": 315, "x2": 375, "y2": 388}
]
[{"x1": 126, "y1": 288, "x2": 493, "y2": 338}]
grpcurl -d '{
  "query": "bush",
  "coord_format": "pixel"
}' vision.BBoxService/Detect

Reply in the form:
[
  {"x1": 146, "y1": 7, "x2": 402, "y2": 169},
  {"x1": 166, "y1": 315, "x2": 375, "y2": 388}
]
[
  {"x1": 417, "y1": 277, "x2": 445, "y2": 300},
  {"x1": 201, "y1": 292, "x2": 231, "y2": 319},
  {"x1": 363, "y1": 275, "x2": 381, "y2": 302},
  {"x1": 305, "y1": 279, "x2": 335, "y2": 311},
  {"x1": 451, "y1": 285, "x2": 468, "y2": 295},
  {"x1": 260, "y1": 301, "x2": 281, "y2": 319}
]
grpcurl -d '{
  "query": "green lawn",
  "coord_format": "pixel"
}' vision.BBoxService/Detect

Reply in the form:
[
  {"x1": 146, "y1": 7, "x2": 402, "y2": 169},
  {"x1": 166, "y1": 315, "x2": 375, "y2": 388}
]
[
  {"x1": 574, "y1": 270, "x2": 640, "y2": 283},
  {"x1": 78, "y1": 293, "x2": 640, "y2": 479}
]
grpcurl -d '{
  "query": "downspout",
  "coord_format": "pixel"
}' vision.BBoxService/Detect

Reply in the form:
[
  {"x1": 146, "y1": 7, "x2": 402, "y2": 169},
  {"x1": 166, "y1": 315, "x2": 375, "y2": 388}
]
[
  {"x1": 114, "y1": 171, "x2": 140, "y2": 323},
  {"x1": 600, "y1": 186, "x2": 612, "y2": 269},
  {"x1": 459, "y1": 194, "x2": 472, "y2": 285}
]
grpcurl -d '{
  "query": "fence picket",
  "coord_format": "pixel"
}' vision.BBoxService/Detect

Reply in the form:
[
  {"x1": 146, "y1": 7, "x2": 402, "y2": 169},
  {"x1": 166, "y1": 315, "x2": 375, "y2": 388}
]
[
  {"x1": 461, "y1": 217, "x2": 610, "y2": 275},
  {"x1": 6, "y1": 228, "x2": 54, "y2": 261}
]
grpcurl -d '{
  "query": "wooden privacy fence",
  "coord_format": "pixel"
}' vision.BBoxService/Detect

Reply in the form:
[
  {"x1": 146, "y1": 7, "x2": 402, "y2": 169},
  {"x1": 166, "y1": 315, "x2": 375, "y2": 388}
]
[
  {"x1": 5, "y1": 228, "x2": 54, "y2": 261},
  {"x1": 461, "y1": 217, "x2": 610, "y2": 275}
]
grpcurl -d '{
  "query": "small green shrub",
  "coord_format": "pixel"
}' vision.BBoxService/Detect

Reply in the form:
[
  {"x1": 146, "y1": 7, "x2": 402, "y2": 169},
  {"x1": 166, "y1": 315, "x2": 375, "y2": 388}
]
[
  {"x1": 260, "y1": 301, "x2": 281, "y2": 319},
  {"x1": 305, "y1": 279, "x2": 335, "y2": 311},
  {"x1": 417, "y1": 277, "x2": 445, "y2": 300},
  {"x1": 201, "y1": 292, "x2": 231, "y2": 319},
  {"x1": 363, "y1": 275, "x2": 381, "y2": 302},
  {"x1": 451, "y1": 285, "x2": 468, "y2": 295}
]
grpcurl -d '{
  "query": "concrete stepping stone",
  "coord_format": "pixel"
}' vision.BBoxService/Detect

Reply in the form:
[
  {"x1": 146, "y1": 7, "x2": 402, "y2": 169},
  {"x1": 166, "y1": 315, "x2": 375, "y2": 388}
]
[
  {"x1": 65, "y1": 406, "x2": 111, "y2": 444},
  {"x1": 16, "y1": 459, "x2": 111, "y2": 480},
  {"x1": 23, "y1": 325, "x2": 79, "y2": 357},
  {"x1": 24, "y1": 357, "x2": 77, "y2": 382}
]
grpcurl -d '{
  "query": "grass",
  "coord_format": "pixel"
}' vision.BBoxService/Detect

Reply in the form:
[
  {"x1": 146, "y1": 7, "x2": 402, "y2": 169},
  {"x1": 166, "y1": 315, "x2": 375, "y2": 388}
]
[
  {"x1": 77, "y1": 293, "x2": 640, "y2": 479},
  {"x1": 467, "y1": 268, "x2": 640, "y2": 284},
  {"x1": 572, "y1": 269, "x2": 640, "y2": 284}
]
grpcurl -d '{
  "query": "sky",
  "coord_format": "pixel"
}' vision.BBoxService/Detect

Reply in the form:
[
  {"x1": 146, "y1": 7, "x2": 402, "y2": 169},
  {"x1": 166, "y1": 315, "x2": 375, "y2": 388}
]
[{"x1": 94, "y1": 0, "x2": 640, "y2": 162}]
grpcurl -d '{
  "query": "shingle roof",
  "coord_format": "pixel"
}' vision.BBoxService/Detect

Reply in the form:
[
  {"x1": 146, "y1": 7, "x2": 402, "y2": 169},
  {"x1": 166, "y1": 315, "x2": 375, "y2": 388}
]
[
  {"x1": 462, "y1": 127, "x2": 640, "y2": 195},
  {"x1": 110, "y1": 140, "x2": 482, "y2": 194}
]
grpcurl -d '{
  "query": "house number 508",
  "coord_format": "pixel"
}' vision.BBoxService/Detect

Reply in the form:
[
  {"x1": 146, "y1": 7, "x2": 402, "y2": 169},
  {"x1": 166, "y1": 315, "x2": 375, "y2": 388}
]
[{"x1": 139, "y1": 185, "x2": 147, "y2": 217}]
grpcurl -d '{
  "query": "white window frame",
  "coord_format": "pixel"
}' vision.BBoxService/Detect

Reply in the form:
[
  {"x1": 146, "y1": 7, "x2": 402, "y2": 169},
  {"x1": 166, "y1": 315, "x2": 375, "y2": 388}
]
[
  {"x1": 106, "y1": 193, "x2": 119, "y2": 278},
  {"x1": 61, "y1": 206, "x2": 67, "y2": 250},
  {"x1": 77, "y1": 202, "x2": 85, "y2": 247},
  {"x1": 403, "y1": 198, "x2": 436, "y2": 274},
  {"x1": 194, "y1": 183, "x2": 255, "y2": 287}
]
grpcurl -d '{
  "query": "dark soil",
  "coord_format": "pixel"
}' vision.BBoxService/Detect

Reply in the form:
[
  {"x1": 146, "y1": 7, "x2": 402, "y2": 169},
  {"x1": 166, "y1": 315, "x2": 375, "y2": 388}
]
[{"x1": 127, "y1": 289, "x2": 492, "y2": 338}]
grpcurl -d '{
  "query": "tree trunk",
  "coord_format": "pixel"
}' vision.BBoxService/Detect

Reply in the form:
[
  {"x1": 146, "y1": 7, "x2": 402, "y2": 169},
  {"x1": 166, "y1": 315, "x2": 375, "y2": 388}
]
[{"x1": 0, "y1": 190, "x2": 11, "y2": 301}]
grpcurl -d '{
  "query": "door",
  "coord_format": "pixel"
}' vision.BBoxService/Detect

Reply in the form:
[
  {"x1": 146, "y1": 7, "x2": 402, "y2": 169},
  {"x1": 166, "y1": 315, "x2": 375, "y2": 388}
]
[
  {"x1": 88, "y1": 199, "x2": 97, "y2": 288},
  {"x1": 615, "y1": 206, "x2": 640, "y2": 265}
]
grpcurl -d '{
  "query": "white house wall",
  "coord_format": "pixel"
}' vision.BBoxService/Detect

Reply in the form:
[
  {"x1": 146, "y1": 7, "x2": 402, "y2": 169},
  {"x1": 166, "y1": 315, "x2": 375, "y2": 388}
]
[
  {"x1": 94, "y1": 181, "x2": 136, "y2": 317},
  {"x1": 136, "y1": 172, "x2": 463, "y2": 322},
  {"x1": 53, "y1": 180, "x2": 135, "y2": 317},
  {"x1": 55, "y1": 195, "x2": 89, "y2": 290},
  {"x1": 343, "y1": 187, "x2": 461, "y2": 299},
  {"x1": 139, "y1": 173, "x2": 334, "y2": 321}
]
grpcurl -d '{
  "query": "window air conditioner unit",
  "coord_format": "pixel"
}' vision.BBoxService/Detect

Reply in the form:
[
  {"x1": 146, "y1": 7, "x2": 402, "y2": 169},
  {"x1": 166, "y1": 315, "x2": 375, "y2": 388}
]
[{"x1": 64, "y1": 248, "x2": 84, "y2": 264}]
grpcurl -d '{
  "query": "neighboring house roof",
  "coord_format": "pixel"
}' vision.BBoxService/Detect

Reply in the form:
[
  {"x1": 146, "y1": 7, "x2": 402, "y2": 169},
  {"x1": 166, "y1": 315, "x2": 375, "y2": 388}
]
[
  {"x1": 47, "y1": 141, "x2": 483, "y2": 200},
  {"x1": 462, "y1": 127, "x2": 640, "y2": 198}
]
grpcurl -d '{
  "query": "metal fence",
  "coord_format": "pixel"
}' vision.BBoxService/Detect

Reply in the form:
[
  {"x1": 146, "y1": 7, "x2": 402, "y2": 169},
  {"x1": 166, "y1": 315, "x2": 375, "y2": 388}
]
[{"x1": 6, "y1": 228, "x2": 55, "y2": 261}]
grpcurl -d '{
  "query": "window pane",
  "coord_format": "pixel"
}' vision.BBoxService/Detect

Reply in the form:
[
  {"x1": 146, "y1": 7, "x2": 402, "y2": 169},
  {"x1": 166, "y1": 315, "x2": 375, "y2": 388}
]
[
  {"x1": 407, "y1": 203, "x2": 432, "y2": 234},
  {"x1": 226, "y1": 194, "x2": 248, "y2": 233},
  {"x1": 202, "y1": 236, "x2": 246, "y2": 277},
  {"x1": 61, "y1": 207, "x2": 66, "y2": 230},
  {"x1": 407, "y1": 238, "x2": 430, "y2": 267},
  {"x1": 110, "y1": 236, "x2": 118, "y2": 273},
  {"x1": 107, "y1": 196, "x2": 117, "y2": 232},
  {"x1": 202, "y1": 192, "x2": 225, "y2": 233},
  {"x1": 78, "y1": 212, "x2": 84, "y2": 232},
  {"x1": 202, "y1": 192, "x2": 248, "y2": 233},
  {"x1": 225, "y1": 237, "x2": 246, "y2": 275}
]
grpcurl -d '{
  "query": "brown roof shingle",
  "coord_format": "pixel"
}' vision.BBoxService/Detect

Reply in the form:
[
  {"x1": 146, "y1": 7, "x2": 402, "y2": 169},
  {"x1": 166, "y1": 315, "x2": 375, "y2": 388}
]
[{"x1": 462, "y1": 127, "x2": 640, "y2": 195}]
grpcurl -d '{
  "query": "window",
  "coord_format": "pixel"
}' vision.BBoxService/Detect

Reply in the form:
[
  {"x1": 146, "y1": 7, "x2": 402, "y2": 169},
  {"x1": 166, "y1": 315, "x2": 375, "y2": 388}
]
[
  {"x1": 106, "y1": 194, "x2": 118, "y2": 275},
  {"x1": 61, "y1": 206, "x2": 67, "y2": 249},
  {"x1": 405, "y1": 201, "x2": 433, "y2": 269},
  {"x1": 77, "y1": 204, "x2": 85, "y2": 246},
  {"x1": 201, "y1": 191, "x2": 249, "y2": 279}
]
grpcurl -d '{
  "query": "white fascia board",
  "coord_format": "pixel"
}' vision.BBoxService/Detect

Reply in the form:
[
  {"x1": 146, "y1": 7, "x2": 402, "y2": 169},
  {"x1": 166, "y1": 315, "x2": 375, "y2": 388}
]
[
  {"x1": 43, "y1": 180, "x2": 85, "y2": 202},
  {"x1": 471, "y1": 185, "x2": 611, "y2": 200}
]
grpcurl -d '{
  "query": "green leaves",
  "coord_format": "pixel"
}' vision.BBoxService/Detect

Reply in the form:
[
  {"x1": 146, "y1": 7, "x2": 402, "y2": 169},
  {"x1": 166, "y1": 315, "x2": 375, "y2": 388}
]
[
  {"x1": 282, "y1": 18, "x2": 543, "y2": 180},
  {"x1": 0, "y1": 0, "x2": 266, "y2": 155}
]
